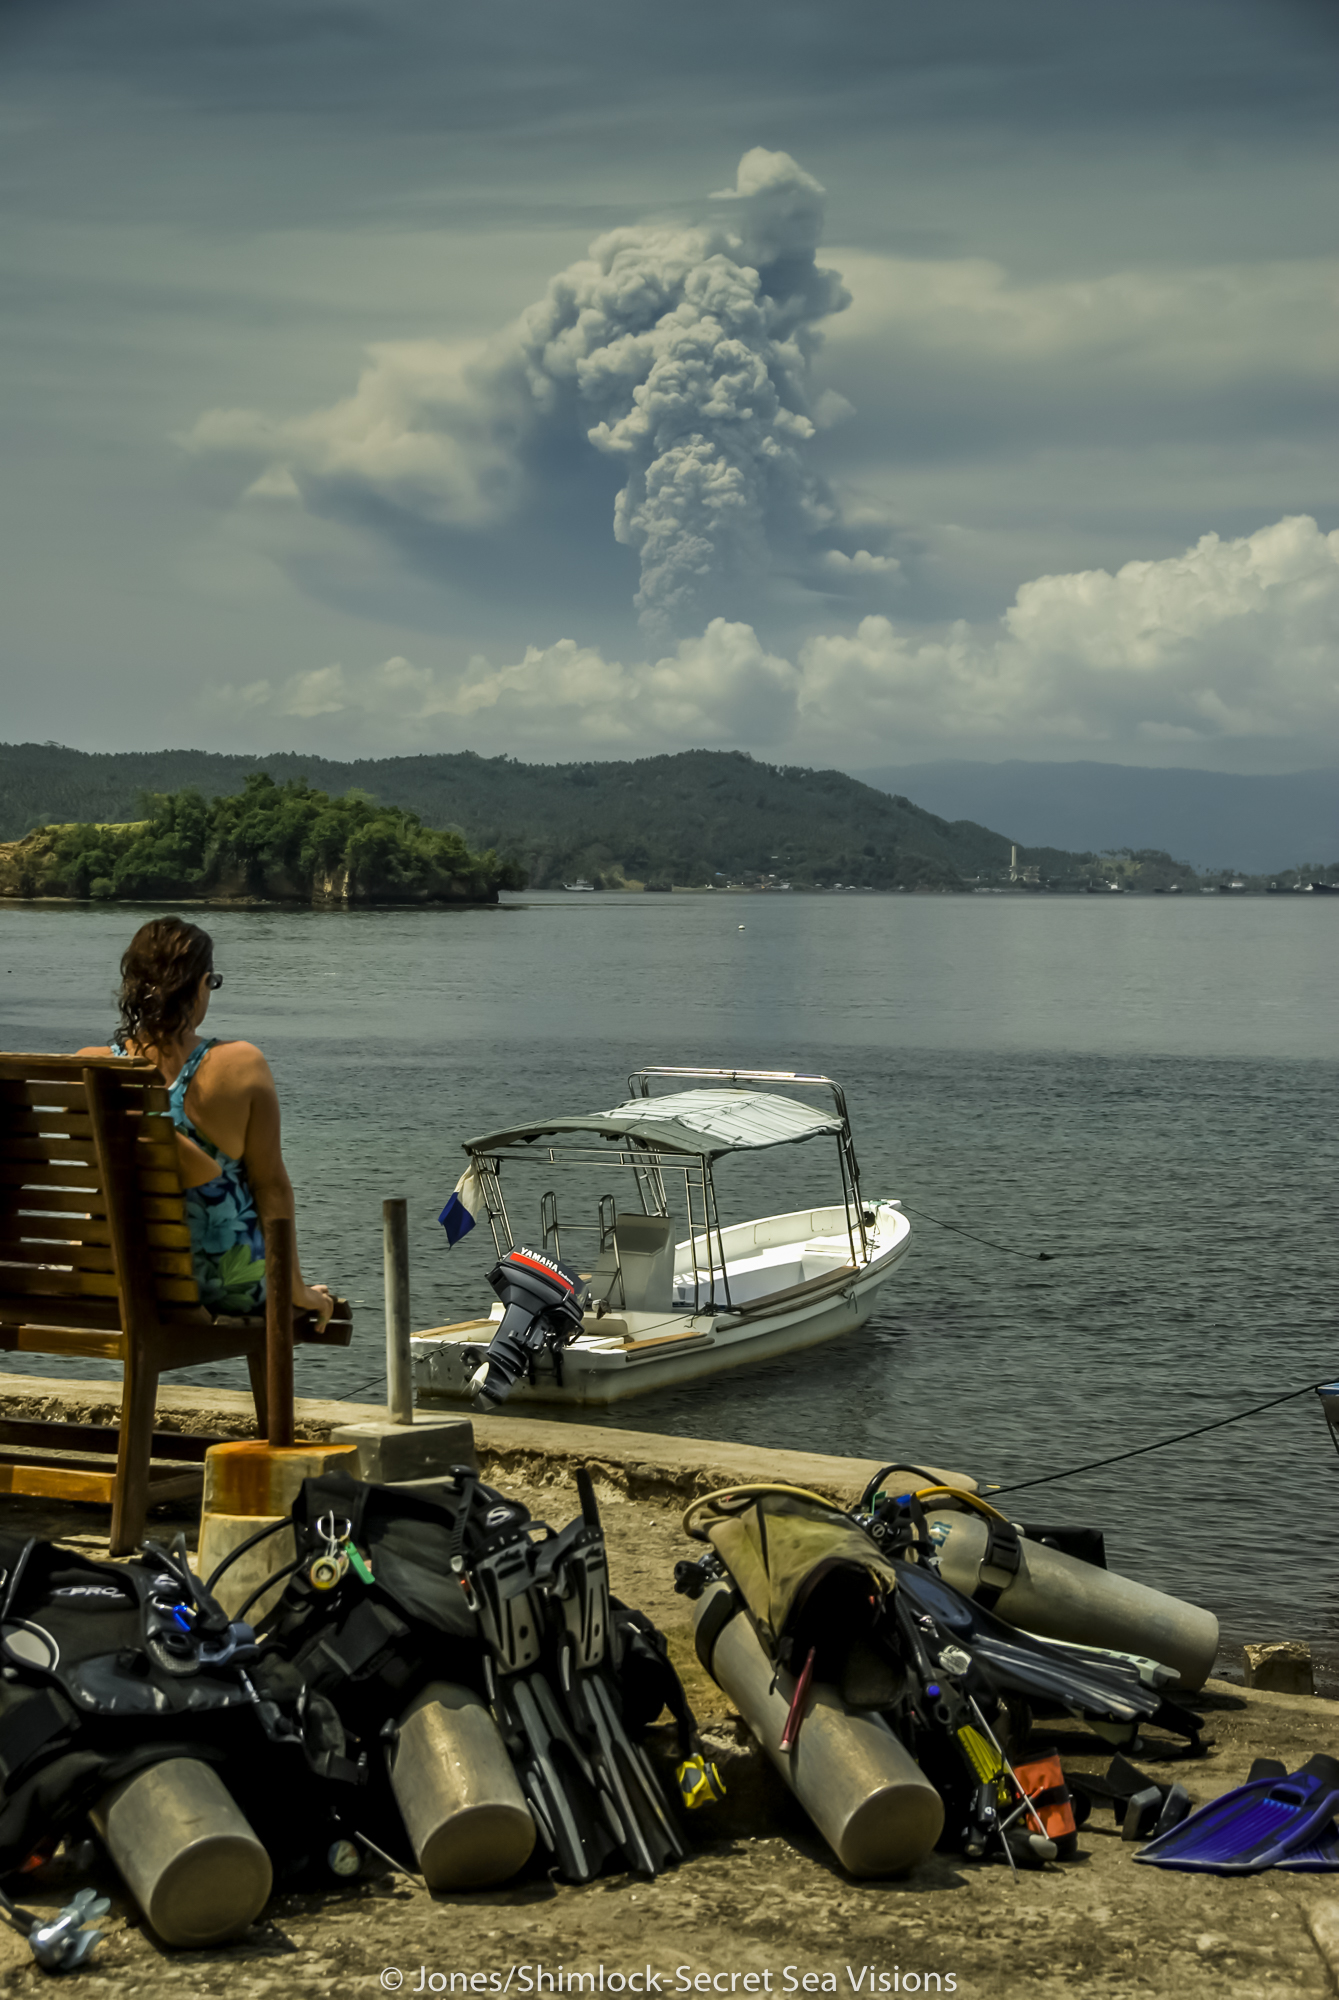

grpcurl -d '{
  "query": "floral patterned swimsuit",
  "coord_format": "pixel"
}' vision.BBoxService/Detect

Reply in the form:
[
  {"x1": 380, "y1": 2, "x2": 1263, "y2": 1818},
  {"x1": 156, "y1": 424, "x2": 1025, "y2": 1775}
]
[{"x1": 114, "y1": 1036, "x2": 267, "y2": 1315}]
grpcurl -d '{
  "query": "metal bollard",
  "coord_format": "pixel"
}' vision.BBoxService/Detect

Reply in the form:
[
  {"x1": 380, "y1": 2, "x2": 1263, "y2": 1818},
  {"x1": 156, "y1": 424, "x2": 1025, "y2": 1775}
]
[
  {"x1": 91, "y1": 1758, "x2": 272, "y2": 1946},
  {"x1": 384, "y1": 1196, "x2": 413, "y2": 1426}
]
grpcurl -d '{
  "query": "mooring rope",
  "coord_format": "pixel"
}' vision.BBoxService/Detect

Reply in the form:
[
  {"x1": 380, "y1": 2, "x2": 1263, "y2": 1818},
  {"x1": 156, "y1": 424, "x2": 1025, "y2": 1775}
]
[{"x1": 990, "y1": 1381, "x2": 1330, "y2": 1495}]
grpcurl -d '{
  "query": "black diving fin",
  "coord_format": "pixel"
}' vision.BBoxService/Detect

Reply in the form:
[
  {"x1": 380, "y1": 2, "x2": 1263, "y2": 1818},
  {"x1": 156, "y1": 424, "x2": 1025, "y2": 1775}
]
[
  {"x1": 471, "y1": 1468, "x2": 682, "y2": 1882},
  {"x1": 894, "y1": 1561, "x2": 1202, "y2": 1743}
]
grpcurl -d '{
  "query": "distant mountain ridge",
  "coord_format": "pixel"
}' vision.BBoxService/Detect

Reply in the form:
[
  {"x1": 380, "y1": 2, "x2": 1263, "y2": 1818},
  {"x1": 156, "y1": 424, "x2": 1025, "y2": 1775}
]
[
  {"x1": 0, "y1": 741, "x2": 1082, "y2": 892},
  {"x1": 856, "y1": 761, "x2": 1339, "y2": 876}
]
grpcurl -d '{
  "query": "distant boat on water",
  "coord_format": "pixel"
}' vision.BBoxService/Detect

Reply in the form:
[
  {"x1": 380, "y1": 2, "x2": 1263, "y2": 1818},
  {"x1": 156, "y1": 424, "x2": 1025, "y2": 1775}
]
[
  {"x1": 562, "y1": 879, "x2": 595, "y2": 893},
  {"x1": 1299, "y1": 880, "x2": 1339, "y2": 895}
]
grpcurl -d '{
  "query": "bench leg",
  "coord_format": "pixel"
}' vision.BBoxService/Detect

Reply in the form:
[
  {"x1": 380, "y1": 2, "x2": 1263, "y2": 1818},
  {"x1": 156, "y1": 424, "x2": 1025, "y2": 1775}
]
[
  {"x1": 246, "y1": 1350, "x2": 269, "y2": 1438},
  {"x1": 111, "y1": 1344, "x2": 160, "y2": 1557}
]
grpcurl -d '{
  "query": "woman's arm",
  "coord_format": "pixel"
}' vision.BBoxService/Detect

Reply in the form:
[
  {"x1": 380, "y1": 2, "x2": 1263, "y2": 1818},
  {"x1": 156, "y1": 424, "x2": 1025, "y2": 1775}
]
[{"x1": 230, "y1": 1045, "x2": 333, "y2": 1324}]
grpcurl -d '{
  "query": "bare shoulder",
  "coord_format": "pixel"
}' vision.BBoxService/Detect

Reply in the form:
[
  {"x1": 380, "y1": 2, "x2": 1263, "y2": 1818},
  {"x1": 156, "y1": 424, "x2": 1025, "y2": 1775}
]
[{"x1": 204, "y1": 1038, "x2": 277, "y2": 1088}]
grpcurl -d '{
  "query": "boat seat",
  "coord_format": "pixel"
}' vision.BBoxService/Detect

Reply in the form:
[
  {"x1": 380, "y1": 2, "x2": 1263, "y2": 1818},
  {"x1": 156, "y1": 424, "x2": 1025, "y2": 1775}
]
[{"x1": 587, "y1": 1213, "x2": 676, "y2": 1315}]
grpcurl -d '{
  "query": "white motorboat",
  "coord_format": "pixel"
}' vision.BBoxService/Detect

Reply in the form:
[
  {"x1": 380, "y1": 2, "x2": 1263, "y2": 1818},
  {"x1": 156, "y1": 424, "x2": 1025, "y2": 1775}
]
[{"x1": 412, "y1": 1066, "x2": 912, "y2": 1407}]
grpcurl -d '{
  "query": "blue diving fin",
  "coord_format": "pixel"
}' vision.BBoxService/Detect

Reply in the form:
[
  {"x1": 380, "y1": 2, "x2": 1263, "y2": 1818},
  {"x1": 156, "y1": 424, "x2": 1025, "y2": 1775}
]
[
  {"x1": 1136, "y1": 1754, "x2": 1339, "y2": 1874},
  {"x1": 1273, "y1": 1825, "x2": 1339, "y2": 1872}
]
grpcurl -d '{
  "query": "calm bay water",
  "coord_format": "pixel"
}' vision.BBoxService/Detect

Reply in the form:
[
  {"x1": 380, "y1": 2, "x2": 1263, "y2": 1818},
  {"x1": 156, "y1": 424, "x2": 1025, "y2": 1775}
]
[{"x1": 3, "y1": 892, "x2": 1337, "y2": 1675}]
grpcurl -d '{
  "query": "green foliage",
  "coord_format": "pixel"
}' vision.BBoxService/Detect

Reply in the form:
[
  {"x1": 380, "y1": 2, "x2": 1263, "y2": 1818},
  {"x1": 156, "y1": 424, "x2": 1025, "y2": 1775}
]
[
  {"x1": 39, "y1": 775, "x2": 520, "y2": 904},
  {"x1": 1, "y1": 741, "x2": 1173, "y2": 893}
]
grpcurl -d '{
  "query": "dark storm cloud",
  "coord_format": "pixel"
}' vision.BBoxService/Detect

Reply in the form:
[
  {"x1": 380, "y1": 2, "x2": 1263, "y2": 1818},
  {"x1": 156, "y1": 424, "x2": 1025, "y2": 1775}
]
[
  {"x1": 186, "y1": 151, "x2": 903, "y2": 633},
  {"x1": 2, "y1": 0, "x2": 1335, "y2": 767},
  {"x1": 5, "y1": 0, "x2": 1336, "y2": 239}
]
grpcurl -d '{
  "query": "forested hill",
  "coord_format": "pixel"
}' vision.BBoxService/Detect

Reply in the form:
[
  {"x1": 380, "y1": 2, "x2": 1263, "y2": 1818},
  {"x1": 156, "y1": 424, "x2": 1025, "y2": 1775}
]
[{"x1": 0, "y1": 741, "x2": 1083, "y2": 890}]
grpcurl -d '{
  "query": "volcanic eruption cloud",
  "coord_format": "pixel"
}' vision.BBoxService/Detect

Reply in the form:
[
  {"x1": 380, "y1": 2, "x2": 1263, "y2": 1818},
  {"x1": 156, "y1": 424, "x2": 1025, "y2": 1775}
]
[
  {"x1": 577, "y1": 148, "x2": 855, "y2": 628},
  {"x1": 189, "y1": 150, "x2": 892, "y2": 636}
]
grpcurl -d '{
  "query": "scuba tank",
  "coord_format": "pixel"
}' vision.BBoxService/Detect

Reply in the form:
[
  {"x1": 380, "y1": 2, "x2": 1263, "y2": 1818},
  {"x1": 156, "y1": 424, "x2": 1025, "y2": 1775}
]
[
  {"x1": 691, "y1": 1575, "x2": 944, "y2": 1876},
  {"x1": 390, "y1": 1683, "x2": 536, "y2": 1890},
  {"x1": 90, "y1": 1759, "x2": 272, "y2": 1947},
  {"x1": 920, "y1": 1499, "x2": 1218, "y2": 1691}
]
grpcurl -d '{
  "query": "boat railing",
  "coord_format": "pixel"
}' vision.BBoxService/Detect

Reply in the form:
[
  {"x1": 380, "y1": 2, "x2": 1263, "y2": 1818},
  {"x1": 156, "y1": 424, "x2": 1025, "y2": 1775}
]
[
  {"x1": 467, "y1": 1144, "x2": 732, "y2": 1313},
  {"x1": 627, "y1": 1066, "x2": 869, "y2": 1267}
]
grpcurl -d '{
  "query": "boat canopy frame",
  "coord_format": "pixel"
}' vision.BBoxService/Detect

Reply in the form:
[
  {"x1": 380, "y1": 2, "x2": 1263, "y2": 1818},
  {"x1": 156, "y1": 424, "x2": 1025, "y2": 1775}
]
[{"x1": 461, "y1": 1068, "x2": 870, "y2": 1316}]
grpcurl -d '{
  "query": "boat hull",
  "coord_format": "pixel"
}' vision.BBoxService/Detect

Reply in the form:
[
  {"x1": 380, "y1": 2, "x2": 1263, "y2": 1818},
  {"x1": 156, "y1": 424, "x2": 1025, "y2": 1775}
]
[{"x1": 413, "y1": 1202, "x2": 910, "y2": 1407}]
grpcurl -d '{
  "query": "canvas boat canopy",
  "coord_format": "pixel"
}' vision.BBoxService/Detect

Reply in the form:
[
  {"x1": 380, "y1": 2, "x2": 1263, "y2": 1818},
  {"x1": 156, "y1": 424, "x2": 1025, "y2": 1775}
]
[{"x1": 465, "y1": 1088, "x2": 844, "y2": 1161}]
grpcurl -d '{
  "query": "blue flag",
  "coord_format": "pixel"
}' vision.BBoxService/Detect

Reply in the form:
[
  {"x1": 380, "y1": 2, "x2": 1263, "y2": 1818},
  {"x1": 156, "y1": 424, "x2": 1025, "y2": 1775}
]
[{"x1": 438, "y1": 1164, "x2": 484, "y2": 1247}]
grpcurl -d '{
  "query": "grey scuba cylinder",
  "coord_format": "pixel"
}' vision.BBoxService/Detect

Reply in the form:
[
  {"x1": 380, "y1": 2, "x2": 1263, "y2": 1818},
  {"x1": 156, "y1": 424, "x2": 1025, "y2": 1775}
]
[
  {"x1": 924, "y1": 1509, "x2": 1219, "y2": 1692},
  {"x1": 90, "y1": 1758, "x2": 272, "y2": 1947},
  {"x1": 391, "y1": 1681, "x2": 536, "y2": 1889},
  {"x1": 693, "y1": 1579, "x2": 943, "y2": 1876}
]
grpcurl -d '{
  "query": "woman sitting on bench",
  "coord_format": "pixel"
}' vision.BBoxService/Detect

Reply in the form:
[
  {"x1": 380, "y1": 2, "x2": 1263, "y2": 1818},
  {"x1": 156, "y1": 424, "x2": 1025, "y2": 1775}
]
[{"x1": 77, "y1": 916, "x2": 333, "y2": 1325}]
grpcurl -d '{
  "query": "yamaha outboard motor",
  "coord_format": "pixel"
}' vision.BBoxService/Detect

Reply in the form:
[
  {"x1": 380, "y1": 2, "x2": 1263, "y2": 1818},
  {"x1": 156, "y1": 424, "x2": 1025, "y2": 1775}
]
[{"x1": 464, "y1": 1248, "x2": 590, "y2": 1405}]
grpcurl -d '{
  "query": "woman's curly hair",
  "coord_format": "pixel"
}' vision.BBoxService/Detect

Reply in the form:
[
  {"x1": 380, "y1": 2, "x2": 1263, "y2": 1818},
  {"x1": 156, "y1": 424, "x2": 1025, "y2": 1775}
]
[{"x1": 116, "y1": 918, "x2": 214, "y2": 1052}]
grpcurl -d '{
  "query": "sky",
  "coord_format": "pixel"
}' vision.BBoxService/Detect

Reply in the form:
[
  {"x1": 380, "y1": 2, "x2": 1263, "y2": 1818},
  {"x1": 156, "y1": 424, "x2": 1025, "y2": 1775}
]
[{"x1": 2, "y1": 0, "x2": 1337, "y2": 774}]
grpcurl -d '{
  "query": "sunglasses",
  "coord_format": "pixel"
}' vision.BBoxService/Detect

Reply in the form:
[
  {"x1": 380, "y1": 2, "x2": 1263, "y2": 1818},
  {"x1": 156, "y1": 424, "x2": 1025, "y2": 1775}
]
[{"x1": 205, "y1": 971, "x2": 224, "y2": 991}]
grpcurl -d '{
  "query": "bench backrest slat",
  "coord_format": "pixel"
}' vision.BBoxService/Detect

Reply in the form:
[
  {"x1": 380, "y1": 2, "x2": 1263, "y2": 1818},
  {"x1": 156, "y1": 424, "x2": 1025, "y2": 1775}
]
[{"x1": 0, "y1": 1056, "x2": 200, "y2": 1322}]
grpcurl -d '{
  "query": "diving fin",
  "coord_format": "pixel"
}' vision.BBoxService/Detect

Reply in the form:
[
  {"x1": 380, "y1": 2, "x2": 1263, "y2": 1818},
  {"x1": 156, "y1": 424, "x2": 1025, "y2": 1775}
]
[
  {"x1": 1069, "y1": 1755, "x2": 1192, "y2": 1840},
  {"x1": 1136, "y1": 1754, "x2": 1339, "y2": 1873},
  {"x1": 1255, "y1": 1765, "x2": 1339, "y2": 1874}
]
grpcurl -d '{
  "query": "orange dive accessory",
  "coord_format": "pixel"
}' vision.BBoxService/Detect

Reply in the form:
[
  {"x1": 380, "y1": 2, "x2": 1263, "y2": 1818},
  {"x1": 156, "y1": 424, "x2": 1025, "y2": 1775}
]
[{"x1": 1012, "y1": 1747, "x2": 1079, "y2": 1856}]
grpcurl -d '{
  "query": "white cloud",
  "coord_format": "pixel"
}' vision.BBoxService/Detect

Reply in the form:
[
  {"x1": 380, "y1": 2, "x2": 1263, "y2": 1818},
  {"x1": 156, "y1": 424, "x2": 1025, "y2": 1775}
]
[
  {"x1": 824, "y1": 251, "x2": 1339, "y2": 389},
  {"x1": 184, "y1": 152, "x2": 903, "y2": 634},
  {"x1": 210, "y1": 516, "x2": 1339, "y2": 760},
  {"x1": 221, "y1": 620, "x2": 800, "y2": 747},
  {"x1": 821, "y1": 548, "x2": 901, "y2": 579},
  {"x1": 799, "y1": 514, "x2": 1339, "y2": 747}
]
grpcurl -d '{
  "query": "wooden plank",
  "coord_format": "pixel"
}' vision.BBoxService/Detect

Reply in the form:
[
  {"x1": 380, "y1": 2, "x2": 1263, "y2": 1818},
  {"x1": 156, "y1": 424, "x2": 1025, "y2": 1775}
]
[
  {"x1": 414, "y1": 1318, "x2": 497, "y2": 1337},
  {"x1": 2, "y1": 1199, "x2": 105, "y2": 1225},
  {"x1": 152, "y1": 1276, "x2": 199, "y2": 1304},
  {"x1": 0, "y1": 1054, "x2": 159, "y2": 1077},
  {"x1": 0, "y1": 1241, "x2": 194, "y2": 1279},
  {"x1": 0, "y1": 1418, "x2": 216, "y2": 1463},
  {"x1": 6, "y1": 1112, "x2": 96, "y2": 1142},
  {"x1": 0, "y1": 1459, "x2": 202, "y2": 1505},
  {"x1": 0, "y1": 1316, "x2": 124, "y2": 1352},
  {"x1": 0, "y1": 1217, "x2": 189, "y2": 1251},
  {"x1": 0, "y1": 1082, "x2": 90, "y2": 1111},
  {"x1": 131, "y1": 1142, "x2": 178, "y2": 1173},
  {"x1": 0, "y1": 1221, "x2": 98, "y2": 1251},
  {"x1": 0, "y1": 1165, "x2": 102, "y2": 1193},
  {"x1": 138, "y1": 1174, "x2": 183, "y2": 1198},
  {"x1": 620, "y1": 1328, "x2": 713, "y2": 1352},
  {"x1": 295, "y1": 1307, "x2": 354, "y2": 1349},
  {"x1": 0, "y1": 1461, "x2": 117, "y2": 1503},
  {"x1": 108, "y1": 1085, "x2": 172, "y2": 1115},
  {"x1": 142, "y1": 1195, "x2": 187, "y2": 1221},
  {"x1": 0, "y1": 1266, "x2": 121, "y2": 1298},
  {"x1": 0, "y1": 1262, "x2": 194, "y2": 1304},
  {"x1": 0, "y1": 1138, "x2": 100, "y2": 1166}
]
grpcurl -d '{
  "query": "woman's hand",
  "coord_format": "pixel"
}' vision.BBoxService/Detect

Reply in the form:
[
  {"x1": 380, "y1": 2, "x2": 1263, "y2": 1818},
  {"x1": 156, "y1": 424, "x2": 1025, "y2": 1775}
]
[{"x1": 295, "y1": 1281, "x2": 334, "y2": 1329}]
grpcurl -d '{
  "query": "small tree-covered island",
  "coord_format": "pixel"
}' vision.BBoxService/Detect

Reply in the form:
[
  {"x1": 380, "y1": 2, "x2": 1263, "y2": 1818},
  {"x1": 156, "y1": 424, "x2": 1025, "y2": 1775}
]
[{"x1": 0, "y1": 775, "x2": 525, "y2": 906}]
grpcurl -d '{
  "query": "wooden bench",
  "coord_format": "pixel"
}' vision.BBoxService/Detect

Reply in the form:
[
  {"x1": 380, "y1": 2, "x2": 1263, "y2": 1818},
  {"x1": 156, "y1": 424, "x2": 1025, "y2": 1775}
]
[{"x1": 0, "y1": 1052, "x2": 352, "y2": 1553}]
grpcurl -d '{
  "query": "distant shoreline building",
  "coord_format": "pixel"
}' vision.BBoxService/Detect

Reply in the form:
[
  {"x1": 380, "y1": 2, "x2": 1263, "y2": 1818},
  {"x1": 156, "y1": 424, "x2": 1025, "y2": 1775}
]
[{"x1": 1008, "y1": 843, "x2": 1040, "y2": 886}]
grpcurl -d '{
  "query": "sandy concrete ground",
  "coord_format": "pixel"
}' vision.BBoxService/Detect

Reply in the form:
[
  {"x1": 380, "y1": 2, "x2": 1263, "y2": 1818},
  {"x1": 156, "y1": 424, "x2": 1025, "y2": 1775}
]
[{"x1": 0, "y1": 1392, "x2": 1337, "y2": 1997}]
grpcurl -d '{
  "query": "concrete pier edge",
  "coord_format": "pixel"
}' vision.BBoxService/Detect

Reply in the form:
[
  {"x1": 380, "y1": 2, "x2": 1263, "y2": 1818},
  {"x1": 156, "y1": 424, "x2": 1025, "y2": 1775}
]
[{"x1": 0, "y1": 1372, "x2": 970, "y2": 1507}]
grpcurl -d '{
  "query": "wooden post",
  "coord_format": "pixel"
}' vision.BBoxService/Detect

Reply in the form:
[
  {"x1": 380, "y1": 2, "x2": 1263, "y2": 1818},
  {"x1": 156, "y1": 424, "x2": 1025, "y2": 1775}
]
[
  {"x1": 264, "y1": 1216, "x2": 295, "y2": 1448},
  {"x1": 383, "y1": 1197, "x2": 413, "y2": 1425}
]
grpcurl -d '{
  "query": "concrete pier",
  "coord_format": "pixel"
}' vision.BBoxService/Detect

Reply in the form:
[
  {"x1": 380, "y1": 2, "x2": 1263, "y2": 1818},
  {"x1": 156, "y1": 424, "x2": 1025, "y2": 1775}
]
[{"x1": 1, "y1": 1374, "x2": 1337, "y2": 1999}]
